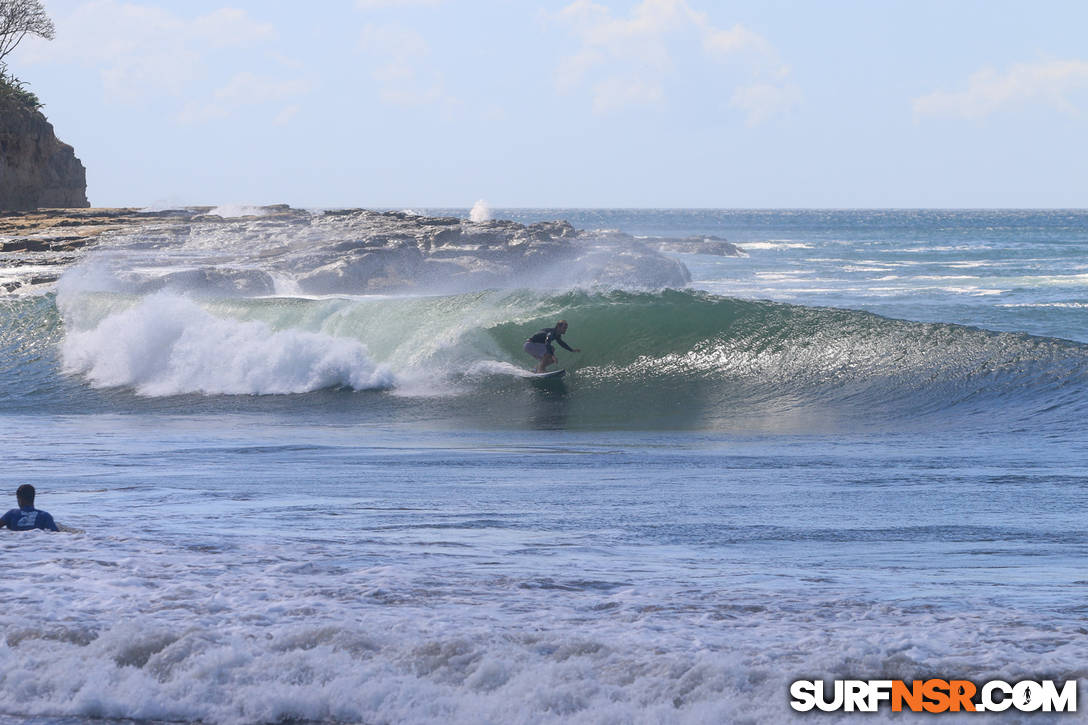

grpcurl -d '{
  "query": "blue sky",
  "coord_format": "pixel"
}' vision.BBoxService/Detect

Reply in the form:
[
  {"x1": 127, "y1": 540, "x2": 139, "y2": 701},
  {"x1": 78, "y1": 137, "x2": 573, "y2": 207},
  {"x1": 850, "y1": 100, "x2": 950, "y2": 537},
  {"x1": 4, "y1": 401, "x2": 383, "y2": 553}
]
[{"x1": 11, "y1": 0, "x2": 1088, "y2": 208}]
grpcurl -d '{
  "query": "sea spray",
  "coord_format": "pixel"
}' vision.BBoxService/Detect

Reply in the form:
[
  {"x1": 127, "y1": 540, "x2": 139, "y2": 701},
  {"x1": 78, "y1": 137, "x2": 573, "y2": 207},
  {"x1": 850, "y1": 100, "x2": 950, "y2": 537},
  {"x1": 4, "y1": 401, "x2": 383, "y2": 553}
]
[
  {"x1": 34, "y1": 206, "x2": 690, "y2": 296},
  {"x1": 59, "y1": 292, "x2": 394, "y2": 396},
  {"x1": 470, "y1": 199, "x2": 492, "y2": 222},
  {"x1": 207, "y1": 204, "x2": 270, "y2": 218}
]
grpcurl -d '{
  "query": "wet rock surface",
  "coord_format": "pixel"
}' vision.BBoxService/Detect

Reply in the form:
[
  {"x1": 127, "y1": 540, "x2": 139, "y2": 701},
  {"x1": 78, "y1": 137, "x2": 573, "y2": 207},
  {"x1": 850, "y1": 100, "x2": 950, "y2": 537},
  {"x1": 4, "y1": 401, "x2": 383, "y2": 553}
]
[{"x1": 0, "y1": 206, "x2": 738, "y2": 295}]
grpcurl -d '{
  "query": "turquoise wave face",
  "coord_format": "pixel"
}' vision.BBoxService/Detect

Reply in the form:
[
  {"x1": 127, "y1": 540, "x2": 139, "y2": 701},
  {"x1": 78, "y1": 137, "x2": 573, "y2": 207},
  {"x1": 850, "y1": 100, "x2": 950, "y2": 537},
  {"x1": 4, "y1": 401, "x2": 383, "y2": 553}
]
[
  {"x1": 0, "y1": 295, "x2": 67, "y2": 406},
  {"x1": 4, "y1": 289, "x2": 1088, "y2": 431},
  {"x1": 484, "y1": 289, "x2": 1088, "y2": 429}
]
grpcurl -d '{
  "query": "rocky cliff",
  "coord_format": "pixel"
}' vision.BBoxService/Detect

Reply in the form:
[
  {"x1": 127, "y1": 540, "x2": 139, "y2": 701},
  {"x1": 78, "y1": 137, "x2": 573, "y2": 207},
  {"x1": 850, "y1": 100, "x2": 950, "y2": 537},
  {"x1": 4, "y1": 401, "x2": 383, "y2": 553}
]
[
  {"x1": 0, "y1": 206, "x2": 739, "y2": 295},
  {"x1": 0, "y1": 98, "x2": 88, "y2": 210}
]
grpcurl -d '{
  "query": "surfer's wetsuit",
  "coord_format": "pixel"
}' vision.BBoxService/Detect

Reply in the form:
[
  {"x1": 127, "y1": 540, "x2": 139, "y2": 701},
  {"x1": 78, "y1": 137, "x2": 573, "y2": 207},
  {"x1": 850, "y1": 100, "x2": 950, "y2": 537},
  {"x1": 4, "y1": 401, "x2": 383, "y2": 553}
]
[
  {"x1": 526, "y1": 327, "x2": 574, "y2": 356},
  {"x1": 0, "y1": 506, "x2": 58, "y2": 531}
]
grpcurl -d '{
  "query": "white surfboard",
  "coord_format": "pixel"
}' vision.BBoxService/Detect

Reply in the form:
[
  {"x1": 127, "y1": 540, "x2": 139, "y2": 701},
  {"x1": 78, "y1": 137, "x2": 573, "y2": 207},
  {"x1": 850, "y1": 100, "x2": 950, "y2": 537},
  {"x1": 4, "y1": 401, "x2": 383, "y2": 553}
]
[{"x1": 529, "y1": 368, "x2": 565, "y2": 379}]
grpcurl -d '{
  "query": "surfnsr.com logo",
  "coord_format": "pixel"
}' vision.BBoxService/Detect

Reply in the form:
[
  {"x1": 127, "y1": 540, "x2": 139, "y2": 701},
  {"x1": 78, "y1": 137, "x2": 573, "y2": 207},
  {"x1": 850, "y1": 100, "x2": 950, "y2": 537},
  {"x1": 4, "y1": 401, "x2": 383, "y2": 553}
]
[{"x1": 790, "y1": 679, "x2": 1077, "y2": 713}]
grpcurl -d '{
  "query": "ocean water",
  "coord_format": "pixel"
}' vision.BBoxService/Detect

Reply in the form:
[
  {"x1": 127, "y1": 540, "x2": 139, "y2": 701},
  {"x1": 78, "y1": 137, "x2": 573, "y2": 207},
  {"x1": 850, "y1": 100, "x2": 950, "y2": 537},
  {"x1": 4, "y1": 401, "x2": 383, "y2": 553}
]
[{"x1": 1, "y1": 209, "x2": 1087, "y2": 724}]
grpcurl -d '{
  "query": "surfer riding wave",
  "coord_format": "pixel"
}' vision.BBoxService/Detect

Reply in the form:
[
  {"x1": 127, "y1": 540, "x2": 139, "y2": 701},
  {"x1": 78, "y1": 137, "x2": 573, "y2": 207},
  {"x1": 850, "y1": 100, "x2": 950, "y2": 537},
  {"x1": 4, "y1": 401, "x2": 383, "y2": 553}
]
[{"x1": 524, "y1": 320, "x2": 581, "y2": 374}]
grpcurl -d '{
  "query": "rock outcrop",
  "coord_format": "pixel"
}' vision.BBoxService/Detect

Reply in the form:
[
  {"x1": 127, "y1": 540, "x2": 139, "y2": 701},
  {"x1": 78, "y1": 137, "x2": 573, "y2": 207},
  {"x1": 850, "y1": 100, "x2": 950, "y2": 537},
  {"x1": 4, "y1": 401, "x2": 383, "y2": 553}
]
[
  {"x1": 0, "y1": 99, "x2": 88, "y2": 210},
  {"x1": 0, "y1": 206, "x2": 732, "y2": 295}
]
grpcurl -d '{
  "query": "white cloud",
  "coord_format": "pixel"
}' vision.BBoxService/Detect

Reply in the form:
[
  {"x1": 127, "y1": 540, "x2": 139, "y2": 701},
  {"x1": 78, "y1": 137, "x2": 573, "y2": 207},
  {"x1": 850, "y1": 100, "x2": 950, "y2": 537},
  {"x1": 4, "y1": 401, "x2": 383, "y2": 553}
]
[
  {"x1": 553, "y1": 0, "x2": 679, "y2": 91},
  {"x1": 913, "y1": 59, "x2": 1088, "y2": 120},
  {"x1": 23, "y1": 0, "x2": 200, "y2": 98},
  {"x1": 20, "y1": 0, "x2": 305, "y2": 122},
  {"x1": 273, "y1": 105, "x2": 301, "y2": 126},
  {"x1": 214, "y1": 72, "x2": 311, "y2": 106},
  {"x1": 551, "y1": 0, "x2": 797, "y2": 121},
  {"x1": 702, "y1": 23, "x2": 786, "y2": 79},
  {"x1": 358, "y1": 22, "x2": 459, "y2": 110},
  {"x1": 192, "y1": 7, "x2": 276, "y2": 48},
  {"x1": 178, "y1": 72, "x2": 312, "y2": 125}
]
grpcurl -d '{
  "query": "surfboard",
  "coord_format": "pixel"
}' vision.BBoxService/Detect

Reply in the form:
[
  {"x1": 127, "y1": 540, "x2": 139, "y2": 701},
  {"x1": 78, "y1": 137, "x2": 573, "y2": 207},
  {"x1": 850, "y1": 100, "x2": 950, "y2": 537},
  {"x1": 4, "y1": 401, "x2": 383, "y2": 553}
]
[{"x1": 529, "y1": 368, "x2": 565, "y2": 379}]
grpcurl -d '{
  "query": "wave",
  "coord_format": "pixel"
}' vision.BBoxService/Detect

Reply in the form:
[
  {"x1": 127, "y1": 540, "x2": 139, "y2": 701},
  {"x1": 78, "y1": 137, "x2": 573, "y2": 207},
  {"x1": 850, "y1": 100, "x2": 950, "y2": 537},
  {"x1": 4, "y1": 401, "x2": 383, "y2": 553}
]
[
  {"x1": 59, "y1": 292, "x2": 395, "y2": 396},
  {"x1": 4, "y1": 287, "x2": 1087, "y2": 430},
  {"x1": 486, "y1": 289, "x2": 1088, "y2": 428}
]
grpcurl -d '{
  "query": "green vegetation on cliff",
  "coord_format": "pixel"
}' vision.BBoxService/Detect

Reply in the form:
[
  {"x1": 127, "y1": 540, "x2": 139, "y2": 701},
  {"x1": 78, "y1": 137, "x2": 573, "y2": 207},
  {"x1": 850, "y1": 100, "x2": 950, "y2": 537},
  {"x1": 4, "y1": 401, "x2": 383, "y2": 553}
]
[
  {"x1": 0, "y1": 0, "x2": 88, "y2": 211},
  {"x1": 0, "y1": 70, "x2": 41, "y2": 110},
  {"x1": 0, "y1": 0, "x2": 54, "y2": 110}
]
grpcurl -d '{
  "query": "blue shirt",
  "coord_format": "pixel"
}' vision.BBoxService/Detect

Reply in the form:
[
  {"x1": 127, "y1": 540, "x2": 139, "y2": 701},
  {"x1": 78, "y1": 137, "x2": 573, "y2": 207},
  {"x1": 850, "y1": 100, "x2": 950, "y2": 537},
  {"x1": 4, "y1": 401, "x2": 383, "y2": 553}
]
[{"x1": 1, "y1": 506, "x2": 58, "y2": 531}]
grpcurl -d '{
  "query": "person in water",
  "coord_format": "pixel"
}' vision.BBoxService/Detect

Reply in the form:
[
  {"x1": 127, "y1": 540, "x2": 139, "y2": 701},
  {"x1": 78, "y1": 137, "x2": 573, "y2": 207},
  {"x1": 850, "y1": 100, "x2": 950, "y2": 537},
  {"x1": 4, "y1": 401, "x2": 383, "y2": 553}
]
[
  {"x1": 1, "y1": 484, "x2": 58, "y2": 532},
  {"x1": 524, "y1": 319, "x2": 581, "y2": 373}
]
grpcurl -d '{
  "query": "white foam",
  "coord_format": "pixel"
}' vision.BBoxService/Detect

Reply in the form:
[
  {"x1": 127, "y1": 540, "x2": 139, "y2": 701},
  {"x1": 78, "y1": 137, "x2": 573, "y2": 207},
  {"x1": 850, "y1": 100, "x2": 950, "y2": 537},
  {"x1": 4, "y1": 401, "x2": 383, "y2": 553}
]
[
  {"x1": 59, "y1": 292, "x2": 395, "y2": 396},
  {"x1": 207, "y1": 204, "x2": 269, "y2": 218},
  {"x1": 0, "y1": 264, "x2": 62, "y2": 276},
  {"x1": 998, "y1": 301, "x2": 1088, "y2": 308},
  {"x1": 0, "y1": 528, "x2": 1081, "y2": 725},
  {"x1": 754, "y1": 271, "x2": 814, "y2": 280},
  {"x1": 945, "y1": 261, "x2": 997, "y2": 268},
  {"x1": 739, "y1": 241, "x2": 812, "y2": 250},
  {"x1": 898, "y1": 245, "x2": 995, "y2": 253},
  {"x1": 465, "y1": 360, "x2": 535, "y2": 378},
  {"x1": 469, "y1": 199, "x2": 492, "y2": 223}
]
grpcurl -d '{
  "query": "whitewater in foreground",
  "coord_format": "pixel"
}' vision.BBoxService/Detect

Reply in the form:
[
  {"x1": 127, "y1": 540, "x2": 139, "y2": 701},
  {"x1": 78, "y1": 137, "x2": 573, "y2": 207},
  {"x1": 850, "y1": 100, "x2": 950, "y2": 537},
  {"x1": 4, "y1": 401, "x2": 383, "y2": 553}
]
[{"x1": 1, "y1": 208, "x2": 1086, "y2": 723}]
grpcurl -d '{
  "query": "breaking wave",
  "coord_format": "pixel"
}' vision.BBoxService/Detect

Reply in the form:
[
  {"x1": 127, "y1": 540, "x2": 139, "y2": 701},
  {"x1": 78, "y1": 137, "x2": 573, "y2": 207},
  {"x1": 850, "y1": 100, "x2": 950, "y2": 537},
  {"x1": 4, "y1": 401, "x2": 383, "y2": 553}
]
[
  {"x1": 59, "y1": 292, "x2": 394, "y2": 396},
  {"x1": 4, "y1": 285, "x2": 1086, "y2": 431}
]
